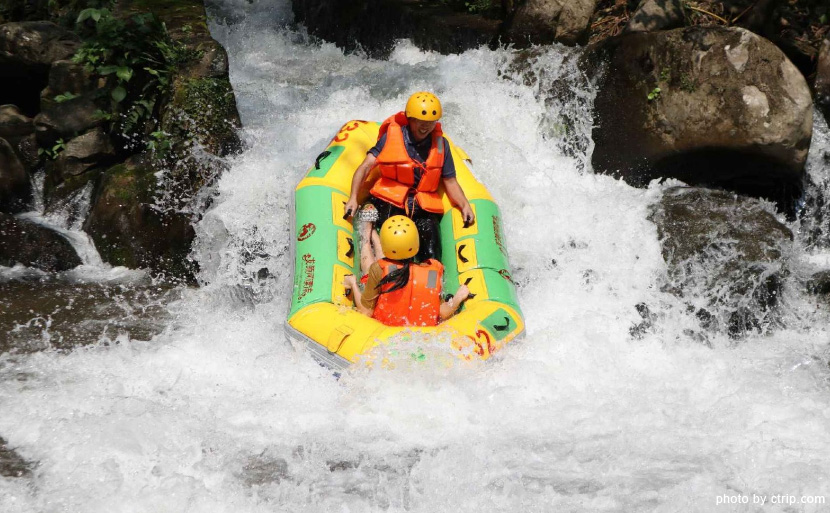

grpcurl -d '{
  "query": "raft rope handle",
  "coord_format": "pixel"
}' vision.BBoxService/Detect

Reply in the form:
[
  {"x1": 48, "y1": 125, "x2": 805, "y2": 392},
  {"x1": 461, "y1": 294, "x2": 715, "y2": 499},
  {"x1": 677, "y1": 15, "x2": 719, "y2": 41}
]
[
  {"x1": 315, "y1": 150, "x2": 332, "y2": 170},
  {"x1": 458, "y1": 244, "x2": 469, "y2": 264},
  {"x1": 463, "y1": 276, "x2": 476, "y2": 300}
]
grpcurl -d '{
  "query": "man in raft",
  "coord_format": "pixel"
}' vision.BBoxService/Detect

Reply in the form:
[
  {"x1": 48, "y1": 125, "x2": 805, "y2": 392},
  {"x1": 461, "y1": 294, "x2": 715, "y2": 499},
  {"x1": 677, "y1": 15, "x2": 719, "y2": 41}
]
[
  {"x1": 344, "y1": 92, "x2": 475, "y2": 262},
  {"x1": 345, "y1": 216, "x2": 470, "y2": 326}
]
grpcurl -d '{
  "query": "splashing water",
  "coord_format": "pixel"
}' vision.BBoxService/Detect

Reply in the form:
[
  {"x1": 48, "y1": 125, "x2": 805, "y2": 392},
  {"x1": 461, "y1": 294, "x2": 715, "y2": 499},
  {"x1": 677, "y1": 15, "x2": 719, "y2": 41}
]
[{"x1": 2, "y1": 1, "x2": 830, "y2": 511}]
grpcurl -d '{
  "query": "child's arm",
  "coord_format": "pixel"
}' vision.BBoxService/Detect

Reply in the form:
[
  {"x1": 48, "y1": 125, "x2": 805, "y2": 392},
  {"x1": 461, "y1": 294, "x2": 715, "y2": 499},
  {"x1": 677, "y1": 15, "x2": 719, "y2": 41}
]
[
  {"x1": 440, "y1": 284, "x2": 470, "y2": 321},
  {"x1": 344, "y1": 275, "x2": 374, "y2": 316}
]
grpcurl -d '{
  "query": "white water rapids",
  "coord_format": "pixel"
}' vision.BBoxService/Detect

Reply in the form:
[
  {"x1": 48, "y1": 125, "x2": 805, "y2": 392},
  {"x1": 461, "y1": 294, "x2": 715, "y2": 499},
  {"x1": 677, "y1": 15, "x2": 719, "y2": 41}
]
[{"x1": 2, "y1": 0, "x2": 830, "y2": 510}]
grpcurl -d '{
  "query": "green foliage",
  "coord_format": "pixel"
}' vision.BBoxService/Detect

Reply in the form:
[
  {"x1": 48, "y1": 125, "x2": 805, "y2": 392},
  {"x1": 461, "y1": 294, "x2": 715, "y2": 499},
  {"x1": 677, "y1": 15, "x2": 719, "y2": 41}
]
[
  {"x1": 146, "y1": 130, "x2": 172, "y2": 156},
  {"x1": 38, "y1": 138, "x2": 66, "y2": 160},
  {"x1": 659, "y1": 67, "x2": 671, "y2": 82},
  {"x1": 54, "y1": 91, "x2": 79, "y2": 103},
  {"x1": 647, "y1": 87, "x2": 662, "y2": 102},
  {"x1": 72, "y1": 7, "x2": 196, "y2": 151}
]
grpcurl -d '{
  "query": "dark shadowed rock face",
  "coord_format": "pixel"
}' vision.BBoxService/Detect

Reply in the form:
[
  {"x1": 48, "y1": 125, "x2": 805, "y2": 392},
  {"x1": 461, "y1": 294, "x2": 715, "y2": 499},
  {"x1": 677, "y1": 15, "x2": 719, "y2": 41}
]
[
  {"x1": 649, "y1": 186, "x2": 793, "y2": 338},
  {"x1": 503, "y1": 0, "x2": 598, "y2": 46},
  {"x1": 0, "y1": 212, "x2": 81, "y2": 271},
  {"x1": 0, "y1": 137, "x2": 30, "y2": 213},
  {"x1": 0, "y1": 21, "x2": 80, "y2": 117},
  {"x1": 816, "y1": 38, "x2": 830, "y2": 126},
  {"x1": 292, "y1": 0, "x2": 500, "y2": 58},
  {"x1": 586, "y1": 27, "x2": 813, "y2": 215},
  {"x1": 625, "y1": 0, "x2": 685, "y2": 34}
]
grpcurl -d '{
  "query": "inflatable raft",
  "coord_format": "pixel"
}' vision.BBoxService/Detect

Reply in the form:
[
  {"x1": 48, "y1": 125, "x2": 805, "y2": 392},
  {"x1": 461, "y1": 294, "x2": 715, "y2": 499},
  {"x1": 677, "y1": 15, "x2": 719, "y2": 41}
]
[{"x1": 286, "y1": 120, "x2": 524, "y2": 369}]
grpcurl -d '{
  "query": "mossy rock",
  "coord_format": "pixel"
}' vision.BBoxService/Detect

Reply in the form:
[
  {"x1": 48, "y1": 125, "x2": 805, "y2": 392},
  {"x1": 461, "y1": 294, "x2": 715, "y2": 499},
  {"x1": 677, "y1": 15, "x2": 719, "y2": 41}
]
[
  {"x1": 84, "y1": 155, "x2": 196, "y2": 279},
  {"x1": 163, "y1": 76, "x2": 240, "y2": 157}
]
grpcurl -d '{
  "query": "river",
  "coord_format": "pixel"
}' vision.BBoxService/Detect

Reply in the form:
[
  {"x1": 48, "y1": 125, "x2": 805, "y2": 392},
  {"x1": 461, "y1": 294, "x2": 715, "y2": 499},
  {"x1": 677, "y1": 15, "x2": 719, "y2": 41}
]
[{"x1": 1, "y1": 0, "x2": 829, "y2": 511}]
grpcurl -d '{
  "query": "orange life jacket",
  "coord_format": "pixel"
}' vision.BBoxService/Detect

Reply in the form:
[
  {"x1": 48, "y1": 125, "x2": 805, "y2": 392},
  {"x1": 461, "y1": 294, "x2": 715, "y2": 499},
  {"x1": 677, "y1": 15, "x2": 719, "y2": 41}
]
[
  {"x1": 372, "y1": 258, "x2": 443, "y2": 327},
  {"x1": 370, "y1": 112, "x2": 446, "y2": 214}
]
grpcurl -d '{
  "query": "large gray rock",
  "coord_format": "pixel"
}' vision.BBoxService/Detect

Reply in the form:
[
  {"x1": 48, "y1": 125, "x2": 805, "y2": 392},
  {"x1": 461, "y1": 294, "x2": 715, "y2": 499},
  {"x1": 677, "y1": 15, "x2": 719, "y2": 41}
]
[
  {"x1": 625, "y1": 0, "x2": 685, "y2": 33},
  {"x1": 0, "y1": 137, "x2": 30, "y2": 213},
  {"x1": 587, "y1": 27, "x2": 813, "y2": 214},
  {"x1": 816, "y1": 38, "x2": 830, "y2": 125},
  {"x1": 504, "y1": 0, "x2": 598, "y2": 46},
  {"x1": 52, "y1": 128, "x2": 116, "y2": 179},
  {"x1": 0, "y1": 105, "x2": 34, "y2": 139},
  {"x1": 0, "y1": 212, "x2": 81, "y2": 271},
  {"x1": 0, "y1": 22, "x2": 79, "y2": 69},
  {"x1": 649, "y1": 186, "x2": 793, "y2": 337}
]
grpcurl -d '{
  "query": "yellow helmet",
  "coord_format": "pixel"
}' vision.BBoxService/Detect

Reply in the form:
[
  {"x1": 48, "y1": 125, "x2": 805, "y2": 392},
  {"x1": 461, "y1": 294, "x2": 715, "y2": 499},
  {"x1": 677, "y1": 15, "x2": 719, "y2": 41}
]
[
  {"x1": 379, "y1": 215, "x2": 419, "y2": 260},
  {"x1": 405, "y1": 91, "x2": 442, "y2": 121}
]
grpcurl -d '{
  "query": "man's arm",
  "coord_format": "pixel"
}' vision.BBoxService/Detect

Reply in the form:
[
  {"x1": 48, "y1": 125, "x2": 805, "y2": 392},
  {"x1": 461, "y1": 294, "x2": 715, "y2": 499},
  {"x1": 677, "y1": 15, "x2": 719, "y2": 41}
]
[
  {"x1": 443, "y1": 177, "x2": 475, "y2": 226},
  {"x1": 344, "y1": 153, "x2": 377, "y2": 218}
]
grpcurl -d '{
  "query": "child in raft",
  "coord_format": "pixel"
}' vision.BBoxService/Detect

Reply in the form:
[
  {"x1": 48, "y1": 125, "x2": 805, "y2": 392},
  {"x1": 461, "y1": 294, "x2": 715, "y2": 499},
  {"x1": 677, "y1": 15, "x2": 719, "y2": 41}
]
[{"x1": 344, "y1": 216, "x2": 470, "y2": 327}]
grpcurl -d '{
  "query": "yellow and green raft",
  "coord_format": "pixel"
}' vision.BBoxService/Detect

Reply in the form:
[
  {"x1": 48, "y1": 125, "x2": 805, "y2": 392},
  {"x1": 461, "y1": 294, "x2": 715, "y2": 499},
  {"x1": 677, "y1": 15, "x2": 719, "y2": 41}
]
[{"x1": 286, "y1": 120, "x2": 524, "y2": 369}]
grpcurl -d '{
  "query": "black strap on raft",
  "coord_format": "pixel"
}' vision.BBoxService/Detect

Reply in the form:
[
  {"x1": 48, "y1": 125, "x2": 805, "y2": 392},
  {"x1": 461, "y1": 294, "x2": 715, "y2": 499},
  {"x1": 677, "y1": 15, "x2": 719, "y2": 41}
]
[
  {"x1": 492, "y1": 317, "x2": 510, "y2": 332},
  {"x1": 457, "y1": 244, "x2": 469, "y2": 264},
  {"x1": 345, "y1": 237, "x2": 354, "y2": 258},
  {"x1": 315, "y1": 150, "x2": 331, "y2": 170},
  {"x1": 463, "y1": 276, "x2": 476, "y2": 300}
]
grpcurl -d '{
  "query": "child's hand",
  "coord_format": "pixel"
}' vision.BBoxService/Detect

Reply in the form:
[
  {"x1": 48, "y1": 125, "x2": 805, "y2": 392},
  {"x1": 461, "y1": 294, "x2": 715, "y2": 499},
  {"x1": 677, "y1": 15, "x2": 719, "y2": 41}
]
[
  {"x1": 344, "y1": 274, "x2": 356, "y2": 290},
  {"x1": 455, "y1": 284, "x2": 470, "y2": 302}
]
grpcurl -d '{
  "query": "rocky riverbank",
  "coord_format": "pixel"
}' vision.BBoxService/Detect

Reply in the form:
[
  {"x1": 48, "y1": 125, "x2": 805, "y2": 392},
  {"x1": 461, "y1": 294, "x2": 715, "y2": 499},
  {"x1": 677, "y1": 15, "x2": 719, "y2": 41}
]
[{"x1": 0, "y1": 0, "x2": 241, "y2": 280}]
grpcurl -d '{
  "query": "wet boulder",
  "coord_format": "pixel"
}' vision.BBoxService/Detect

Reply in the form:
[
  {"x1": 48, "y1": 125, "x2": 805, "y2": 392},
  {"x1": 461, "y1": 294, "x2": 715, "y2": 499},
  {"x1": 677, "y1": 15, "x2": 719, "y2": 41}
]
[
  {"x1": 84, "y1": 156, "x2": 196, "y2": 279},
  {"x1": 52, "y1": 127, "x2": 116, "y2": 180},
  {"x1": 0, "y1": 21, "x2": 78, "y2": 68},
  {"x1": 587, "y1": 27, "x2": 813, "y2": 214},
  {"x1": 34, "y1": 72, "x2": 109, "y2": 145},
  {"x1": 816, "y1": 38, "x2": 830, "y2": 125},
  {"x1": 0, "y1": 137, "x2": 30, "y2": 213},
  {"x1": 625, "y1": 0, "x2": 685, "y2": 33},
  {"x1": 0, "y1": 212, "x2": 81, "y2": 271},
  {"x1": 503, "y1": 0, "x2": 598, "y2": 46},
  {"x1": 649, "y1": 186, "x2": 793, "y2": 337},
  {"x1": 0, "y1": 436, "x2": 34, "y2": 479},
  {"x1": 806, "y1": 270, "x2": 830, "y2": 296},
  {"x1": 0, "y1": 104, "x2": 35, "y2": 139},
  {"x1": 33, "y1": 57, "x2": 110, "y2": 145}
]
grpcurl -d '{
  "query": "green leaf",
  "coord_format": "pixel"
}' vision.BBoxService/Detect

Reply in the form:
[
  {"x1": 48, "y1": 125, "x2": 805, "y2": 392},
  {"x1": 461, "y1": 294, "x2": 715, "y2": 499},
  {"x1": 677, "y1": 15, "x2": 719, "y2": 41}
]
[
  {"x1": 116, "y1": 66, "x2": 133, "y2": 82},
  {"x1": 54, "y1": 91, "x2": 79, "y2": 103},
  {"x1": 98, "y1": 65, "x2": 119, "y2": 75},
  {"x1": 111, "y1": 86, "x2": 127, "y2": 103},
  {"x1": 77, "y1": 8, "x2": 95, "y2": 23}
]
